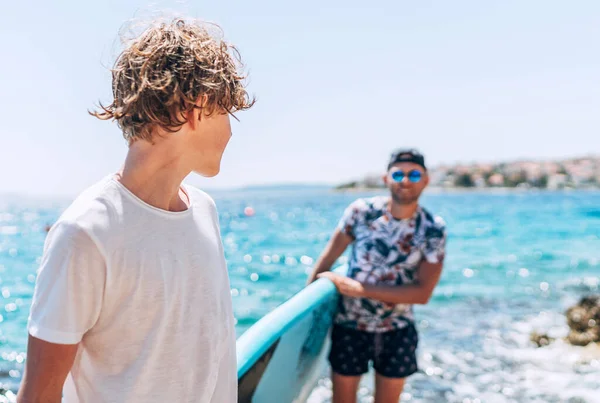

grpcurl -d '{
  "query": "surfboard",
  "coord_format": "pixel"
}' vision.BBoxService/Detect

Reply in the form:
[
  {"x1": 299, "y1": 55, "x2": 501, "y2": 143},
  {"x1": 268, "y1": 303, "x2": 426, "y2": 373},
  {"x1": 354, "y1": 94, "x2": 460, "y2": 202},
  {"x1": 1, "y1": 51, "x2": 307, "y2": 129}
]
[{"x1": 236, "y1": 265, "x2": 347, "y2": 403}]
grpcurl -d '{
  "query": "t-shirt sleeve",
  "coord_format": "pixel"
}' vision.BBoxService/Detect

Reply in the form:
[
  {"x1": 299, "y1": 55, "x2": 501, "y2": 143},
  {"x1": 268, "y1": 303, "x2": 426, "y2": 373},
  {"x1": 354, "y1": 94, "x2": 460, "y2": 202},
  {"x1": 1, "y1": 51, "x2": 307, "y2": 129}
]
[
  {"x1": 423, "y1": 216, "x2": 447, "y2": 264},
  {"x1": 337, "y1": 199, "x2": 364, "y2": 238},
  {"x1": 27, "y1": 221, "x2": 106, "y2": 345}
]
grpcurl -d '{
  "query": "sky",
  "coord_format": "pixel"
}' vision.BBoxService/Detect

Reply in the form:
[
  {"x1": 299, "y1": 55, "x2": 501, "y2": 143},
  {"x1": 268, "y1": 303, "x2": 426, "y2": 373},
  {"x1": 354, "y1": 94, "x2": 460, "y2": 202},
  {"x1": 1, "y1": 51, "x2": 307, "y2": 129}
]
[{"x1": 1, "y1": 0, "x2": 599, "y2": 196}]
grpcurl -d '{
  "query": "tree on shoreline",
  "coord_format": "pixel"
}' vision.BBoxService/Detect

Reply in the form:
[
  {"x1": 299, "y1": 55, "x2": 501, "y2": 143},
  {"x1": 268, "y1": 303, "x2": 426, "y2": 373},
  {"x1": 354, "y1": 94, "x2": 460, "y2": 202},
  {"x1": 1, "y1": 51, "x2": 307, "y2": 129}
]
[{"x1": 454, "y1": 173, "x2": 475, "y2": 188}]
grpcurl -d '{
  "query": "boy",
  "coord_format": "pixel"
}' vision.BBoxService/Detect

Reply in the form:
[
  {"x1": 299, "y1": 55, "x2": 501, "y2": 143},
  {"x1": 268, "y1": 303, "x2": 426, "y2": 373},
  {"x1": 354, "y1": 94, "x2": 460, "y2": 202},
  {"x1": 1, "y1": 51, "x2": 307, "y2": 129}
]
[{"x1": 18, "y1": 18, "x2": 254, "y2": 403}]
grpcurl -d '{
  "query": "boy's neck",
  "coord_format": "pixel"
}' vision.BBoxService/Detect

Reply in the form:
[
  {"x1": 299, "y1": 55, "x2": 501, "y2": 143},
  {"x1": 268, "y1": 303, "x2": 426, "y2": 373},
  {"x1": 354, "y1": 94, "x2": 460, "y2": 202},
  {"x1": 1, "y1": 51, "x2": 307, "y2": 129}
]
[{"x1": 117, "y1": 139, "x2": 191, "y2": 212}]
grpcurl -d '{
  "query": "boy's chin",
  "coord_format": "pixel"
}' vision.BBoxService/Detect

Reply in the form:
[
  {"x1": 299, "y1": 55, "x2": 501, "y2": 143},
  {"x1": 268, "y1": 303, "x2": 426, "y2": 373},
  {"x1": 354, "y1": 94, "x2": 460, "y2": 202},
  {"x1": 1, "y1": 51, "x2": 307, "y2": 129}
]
[{"x1": 193, "y1": 166, "x2": 220, "y2": 178}]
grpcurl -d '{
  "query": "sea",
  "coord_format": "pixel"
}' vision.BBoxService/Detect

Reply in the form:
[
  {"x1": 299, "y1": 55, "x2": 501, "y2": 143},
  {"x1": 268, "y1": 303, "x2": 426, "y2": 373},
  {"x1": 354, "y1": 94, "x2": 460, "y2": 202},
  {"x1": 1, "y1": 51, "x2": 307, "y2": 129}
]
[{"x1": 0, "y1": 188, "x2": 599, "y2": 402}]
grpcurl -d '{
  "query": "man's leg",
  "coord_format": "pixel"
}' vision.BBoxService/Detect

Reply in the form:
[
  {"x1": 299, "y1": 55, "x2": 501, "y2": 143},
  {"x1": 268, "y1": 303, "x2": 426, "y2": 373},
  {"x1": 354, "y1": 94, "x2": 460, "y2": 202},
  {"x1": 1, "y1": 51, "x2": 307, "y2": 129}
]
[
  {"x1": 374, "y1": 373, "x2": 405, "y2": 403},
  {"x1": 332, "y1": 372, "x2": 362, "y2": 403},
  {"x1": 372, "y1": 324, "x2": 419, "y2": 403},
  {"x1": 328, "y1": 325, "x2": 372, "y2": 403}
]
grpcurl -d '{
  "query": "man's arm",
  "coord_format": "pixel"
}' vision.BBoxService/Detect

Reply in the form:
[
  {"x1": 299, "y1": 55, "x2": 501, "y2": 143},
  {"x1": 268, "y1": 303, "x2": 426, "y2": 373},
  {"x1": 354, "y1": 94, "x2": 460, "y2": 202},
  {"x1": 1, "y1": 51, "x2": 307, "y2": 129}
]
[
  {"x1": 320, "y1": 261, "x2": 443, "y2": 304},
  {"x1": 362, "y1": 215, "x2": 448, "y2": 304},
  {"x1": 306, "y1": 228, "x2": 353, "y2": 284},
  {"x1": 361, "y1": 261, "x2": 443, "y2": 304},
  {"x1": 17, "y1": 336, "x2": 78, "y2": 403}
]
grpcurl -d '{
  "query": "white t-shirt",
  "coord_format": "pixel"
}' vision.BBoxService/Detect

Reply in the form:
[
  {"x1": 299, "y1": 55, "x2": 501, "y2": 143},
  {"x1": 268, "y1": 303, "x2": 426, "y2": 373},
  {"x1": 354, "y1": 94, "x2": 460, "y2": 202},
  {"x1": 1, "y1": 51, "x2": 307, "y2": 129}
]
[{"x1": 27, "y1": 176, "x2": 236, "y2": 403}]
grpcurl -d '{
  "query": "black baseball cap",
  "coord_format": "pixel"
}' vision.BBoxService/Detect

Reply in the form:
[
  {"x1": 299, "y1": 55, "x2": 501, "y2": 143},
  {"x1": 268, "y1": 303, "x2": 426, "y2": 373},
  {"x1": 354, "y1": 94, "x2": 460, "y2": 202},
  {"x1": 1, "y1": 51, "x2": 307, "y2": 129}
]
[{"x1": 387, "y1": 148, "x2": 426, "y2": 170}]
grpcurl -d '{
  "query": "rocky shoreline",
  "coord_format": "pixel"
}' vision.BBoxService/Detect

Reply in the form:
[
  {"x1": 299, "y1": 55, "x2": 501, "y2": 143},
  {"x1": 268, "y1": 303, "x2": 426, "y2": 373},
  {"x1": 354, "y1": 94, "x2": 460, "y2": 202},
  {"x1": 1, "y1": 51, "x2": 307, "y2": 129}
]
[{"x1": 531, "y1": 295, "x2": 600, "y2": 348}]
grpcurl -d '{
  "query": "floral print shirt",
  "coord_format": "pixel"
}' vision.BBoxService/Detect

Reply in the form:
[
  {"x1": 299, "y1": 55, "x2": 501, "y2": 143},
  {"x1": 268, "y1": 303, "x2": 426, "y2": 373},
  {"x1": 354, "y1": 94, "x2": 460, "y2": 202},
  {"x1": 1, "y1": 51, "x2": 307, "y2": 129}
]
[{"x1": 334, "y1": 196, "x2": 447, "y2": 333}]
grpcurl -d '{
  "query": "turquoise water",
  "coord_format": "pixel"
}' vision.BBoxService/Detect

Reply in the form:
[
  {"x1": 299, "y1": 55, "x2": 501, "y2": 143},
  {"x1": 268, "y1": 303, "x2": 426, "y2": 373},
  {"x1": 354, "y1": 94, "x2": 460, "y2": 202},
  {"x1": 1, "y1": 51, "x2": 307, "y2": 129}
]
[{"x1": 1, "y1": 189, "x2": 599, "y2": 402}]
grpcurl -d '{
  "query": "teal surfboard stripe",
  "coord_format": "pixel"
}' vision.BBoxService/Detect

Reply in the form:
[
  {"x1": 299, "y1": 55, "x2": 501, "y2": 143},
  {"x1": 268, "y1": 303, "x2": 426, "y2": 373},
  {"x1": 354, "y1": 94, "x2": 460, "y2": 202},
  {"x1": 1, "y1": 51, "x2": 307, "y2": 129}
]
[{"x1": 236, "y1": 265, "x2": 347, "y2": 379}]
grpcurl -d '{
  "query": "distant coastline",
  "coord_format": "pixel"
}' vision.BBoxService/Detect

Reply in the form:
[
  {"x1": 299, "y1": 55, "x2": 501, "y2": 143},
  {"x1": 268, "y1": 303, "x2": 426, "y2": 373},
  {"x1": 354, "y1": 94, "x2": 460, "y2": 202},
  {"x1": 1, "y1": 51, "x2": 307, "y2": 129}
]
[
  {"x1": 335, "y1": 155, "x2": 600, "y2": 191},
  {"x1": 332, "y1": 186, "x2": 600, "y2": 194}
]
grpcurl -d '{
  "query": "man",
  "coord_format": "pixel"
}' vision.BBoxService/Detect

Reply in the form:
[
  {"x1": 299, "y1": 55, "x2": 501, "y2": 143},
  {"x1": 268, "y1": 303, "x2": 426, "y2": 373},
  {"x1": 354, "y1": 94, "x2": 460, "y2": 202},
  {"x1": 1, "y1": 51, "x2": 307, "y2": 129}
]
[
  {"x1": 18, "y1": 18, "x2": 254, "y2": 403},
  {"x1": 308, "y1": 149, "x2": 447, "y2": 403}
]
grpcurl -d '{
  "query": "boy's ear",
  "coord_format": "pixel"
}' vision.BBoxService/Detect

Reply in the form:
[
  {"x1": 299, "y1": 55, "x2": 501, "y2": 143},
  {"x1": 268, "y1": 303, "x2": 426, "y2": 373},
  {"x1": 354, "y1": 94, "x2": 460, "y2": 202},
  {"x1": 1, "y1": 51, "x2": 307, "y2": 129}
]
[
  {"x1": 188, "y1": 95, "x2": 210, "y2": 128},
  {"x1": 186, "y1": 108, "x2": 199, "y2": 130}
]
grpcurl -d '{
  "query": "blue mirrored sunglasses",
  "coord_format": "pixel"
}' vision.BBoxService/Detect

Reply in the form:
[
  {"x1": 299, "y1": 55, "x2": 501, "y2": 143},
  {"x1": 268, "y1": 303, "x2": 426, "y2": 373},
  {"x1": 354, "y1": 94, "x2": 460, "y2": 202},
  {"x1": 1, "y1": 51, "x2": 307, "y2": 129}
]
[{"x1": 390, "y1": 169, "x2": 423, "y2": 183}]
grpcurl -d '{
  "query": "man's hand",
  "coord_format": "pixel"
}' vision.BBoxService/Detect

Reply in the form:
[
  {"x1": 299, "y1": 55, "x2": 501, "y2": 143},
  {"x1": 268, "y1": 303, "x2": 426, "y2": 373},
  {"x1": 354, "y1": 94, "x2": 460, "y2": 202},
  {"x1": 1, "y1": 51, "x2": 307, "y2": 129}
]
[{"x1": 317, "y1": 272, "x2": 364, "y2": 298}]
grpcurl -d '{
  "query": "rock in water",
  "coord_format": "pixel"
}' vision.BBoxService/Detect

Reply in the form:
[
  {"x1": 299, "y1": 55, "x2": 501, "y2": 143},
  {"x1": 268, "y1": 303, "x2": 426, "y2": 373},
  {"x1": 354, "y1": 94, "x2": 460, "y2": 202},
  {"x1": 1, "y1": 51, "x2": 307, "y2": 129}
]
[
  {"x1": 565, "y1": 295, "x2": 600, "y2": 346},
  {"x1": 530, "y1": 332, "x2": 554, "y2": 347}
]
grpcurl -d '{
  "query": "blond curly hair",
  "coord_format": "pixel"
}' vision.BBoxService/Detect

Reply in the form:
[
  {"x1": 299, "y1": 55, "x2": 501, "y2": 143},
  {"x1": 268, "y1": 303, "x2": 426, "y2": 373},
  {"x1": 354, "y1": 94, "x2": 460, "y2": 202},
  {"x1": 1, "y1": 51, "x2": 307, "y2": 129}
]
[{"x1": 91, "y1": 18, "x2": 255, "y2": 143}]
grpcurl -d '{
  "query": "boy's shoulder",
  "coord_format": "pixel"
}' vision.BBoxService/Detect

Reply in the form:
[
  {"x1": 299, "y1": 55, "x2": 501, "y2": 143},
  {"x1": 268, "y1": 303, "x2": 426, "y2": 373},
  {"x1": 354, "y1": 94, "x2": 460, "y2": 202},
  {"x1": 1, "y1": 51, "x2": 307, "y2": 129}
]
[
  {"x1": 46, "y1": 176, "x2": 120, "y2": 255},
  {"x1": 182, "y1": 184, "x2": 218, "y2": 212},
  {"x1": 55, "y1": 176, "x2": 117, "y2": 227}
]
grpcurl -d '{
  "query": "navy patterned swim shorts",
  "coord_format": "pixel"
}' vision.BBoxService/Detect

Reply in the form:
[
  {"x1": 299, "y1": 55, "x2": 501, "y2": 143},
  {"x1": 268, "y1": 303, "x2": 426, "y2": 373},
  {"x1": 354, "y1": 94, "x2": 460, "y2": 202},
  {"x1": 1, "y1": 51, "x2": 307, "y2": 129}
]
[{"x1": 328, "y1": 323, "x2": 419, "y2": 378}]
